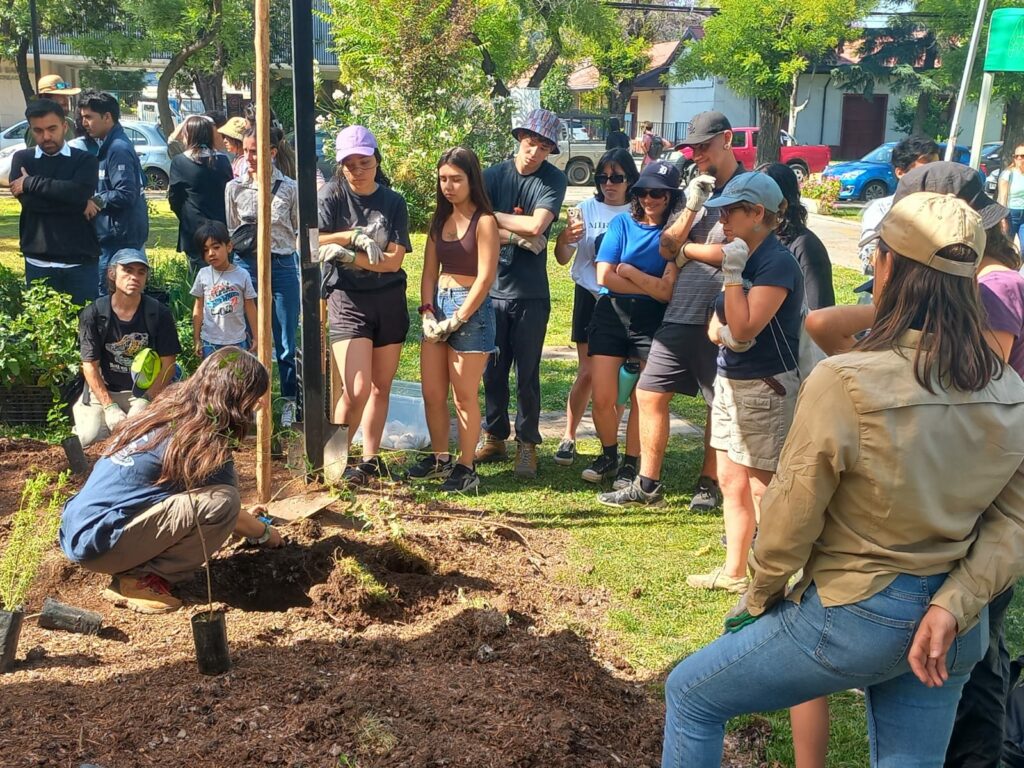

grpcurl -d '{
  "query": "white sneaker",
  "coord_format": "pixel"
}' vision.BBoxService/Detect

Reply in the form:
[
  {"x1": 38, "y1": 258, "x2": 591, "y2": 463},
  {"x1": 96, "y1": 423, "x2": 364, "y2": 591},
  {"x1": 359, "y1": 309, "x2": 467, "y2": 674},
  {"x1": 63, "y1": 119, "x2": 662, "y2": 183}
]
[{"x1": 281, "y1": 399, "x2": 297, "y2": 428}]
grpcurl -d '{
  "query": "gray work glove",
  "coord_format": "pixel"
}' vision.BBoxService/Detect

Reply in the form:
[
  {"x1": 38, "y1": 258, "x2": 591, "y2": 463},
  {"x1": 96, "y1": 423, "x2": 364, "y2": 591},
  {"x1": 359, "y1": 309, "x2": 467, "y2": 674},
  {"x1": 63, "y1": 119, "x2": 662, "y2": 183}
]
[
  {"x1": 719, "y1": 325, "x2": 755, "y2": 354},
  {"x1": 421, "y1": 312, "x2": 445, "y2": 343},
  {"x1": 510, "y1": 233, "x2": 547, "y2": 255},
  {"x1": 434, "y1": 313, "x2": 466, "y2": 339},
  {"x1": 721, "y1": 239, "x2": 751, "y2": 286},
  {"x1": 351, "y1": 230, "x2": 383, "y2": 265},
  {"x1": 318, "y1": 243, "x2": 356, "y2": 265},
  {"x1": 685, "y1": 174, "x2": 716, "y2": 212},
  {"x1": 103, "y1": 402, "x2": 127, "y2": 432},
  {"x1": 127, "y1": 396, "x2": 149, "y2": 417}
]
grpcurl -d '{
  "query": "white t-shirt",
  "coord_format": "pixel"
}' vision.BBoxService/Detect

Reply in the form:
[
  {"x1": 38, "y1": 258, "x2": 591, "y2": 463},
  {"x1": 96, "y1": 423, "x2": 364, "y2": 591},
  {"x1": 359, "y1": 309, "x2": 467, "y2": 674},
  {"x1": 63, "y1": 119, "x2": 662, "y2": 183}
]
[
  {"x1": 190, "y1": 264, "x2": 257, "y2": 345},
  {"x1": 568, "y1": 196, "x2": 631, "y2": 295}
]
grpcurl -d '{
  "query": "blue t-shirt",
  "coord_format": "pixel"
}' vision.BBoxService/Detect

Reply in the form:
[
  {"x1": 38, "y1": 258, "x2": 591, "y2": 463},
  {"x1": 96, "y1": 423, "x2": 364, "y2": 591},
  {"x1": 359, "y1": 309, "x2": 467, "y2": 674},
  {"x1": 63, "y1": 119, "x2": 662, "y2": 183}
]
[
  {"x1": 594, "y1": 213, "x2": 667, "y2": 297},
  {"x1": 714, "y1": 233, "x2": 805, "y2": 379},
  {"x1": 59, "y1": 432, "x2": 236, "y2": 562}
]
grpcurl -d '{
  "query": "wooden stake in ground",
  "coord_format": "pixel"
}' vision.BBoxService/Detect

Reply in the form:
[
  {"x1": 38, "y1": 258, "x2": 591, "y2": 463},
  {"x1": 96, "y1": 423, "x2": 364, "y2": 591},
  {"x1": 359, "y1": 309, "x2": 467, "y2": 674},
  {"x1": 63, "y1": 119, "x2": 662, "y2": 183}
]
[{"x1": 254, "y1": 0, "x2": 272, "y2": 504}]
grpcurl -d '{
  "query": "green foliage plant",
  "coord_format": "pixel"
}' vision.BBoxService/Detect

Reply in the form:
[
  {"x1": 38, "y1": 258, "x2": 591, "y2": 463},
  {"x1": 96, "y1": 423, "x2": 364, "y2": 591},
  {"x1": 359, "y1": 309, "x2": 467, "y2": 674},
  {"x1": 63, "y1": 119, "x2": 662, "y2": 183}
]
[
  {"x1": 0, "y1": 471, "x2": 70, "y2": 612},
  {"x1": 800, "y1": 176, "x2": 840, "y2": 215},
  {"x1": 0, "y1": 280, "x2": 81, "y2": 397}
]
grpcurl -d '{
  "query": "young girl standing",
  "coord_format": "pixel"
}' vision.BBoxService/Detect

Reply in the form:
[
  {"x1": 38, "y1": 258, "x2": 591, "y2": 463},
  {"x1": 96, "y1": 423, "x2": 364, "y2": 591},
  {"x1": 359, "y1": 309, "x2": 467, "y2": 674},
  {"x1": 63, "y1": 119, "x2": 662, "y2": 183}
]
[
  {"x1": 407, "y1": 147, "x2": 499, "y2": 492},
  {"x1": 318, "y1": 126, "x2": 412, "y2": 486}
]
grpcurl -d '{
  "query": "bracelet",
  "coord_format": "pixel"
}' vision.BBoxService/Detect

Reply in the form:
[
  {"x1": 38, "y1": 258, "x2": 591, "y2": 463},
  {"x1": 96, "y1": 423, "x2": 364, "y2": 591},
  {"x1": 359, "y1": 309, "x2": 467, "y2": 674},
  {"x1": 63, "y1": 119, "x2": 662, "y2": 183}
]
[
  {"x1": 508, "y1": 232, "x2": 515, "y2": 246},
  {"x1": 417, "y1": 303, "x2": 435, "y2": 315},
  {"x1": 681, "y1": 243, "x2": 689, "y2": 260},
  {"x1": 247, "y1": 522, "x2": 272, "y2": 545}
]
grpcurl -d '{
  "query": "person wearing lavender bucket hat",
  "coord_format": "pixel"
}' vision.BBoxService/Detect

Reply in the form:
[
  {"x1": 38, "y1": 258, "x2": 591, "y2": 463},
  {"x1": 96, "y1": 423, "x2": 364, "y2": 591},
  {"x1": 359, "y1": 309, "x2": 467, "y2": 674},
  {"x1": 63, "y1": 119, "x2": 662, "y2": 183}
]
[
  {"x1": 474, "y1": 108, "x2": 568, "y2": 478},
  {"x1": 317, "y1": 125, "x2": 413, "y2": 487}
]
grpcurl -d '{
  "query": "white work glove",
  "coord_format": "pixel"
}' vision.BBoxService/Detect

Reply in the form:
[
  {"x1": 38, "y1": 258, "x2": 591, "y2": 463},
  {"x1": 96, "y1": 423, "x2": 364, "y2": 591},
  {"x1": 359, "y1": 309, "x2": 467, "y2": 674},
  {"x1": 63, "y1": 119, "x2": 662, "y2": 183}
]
[
  {"x1": 674, "y1": 244, "x2": 689, "y2": 269},
  {"x1": 127, "y1": 396, "x2": 149, "y2": 417},
  {"x1": 509, "y1": 233, "x2": 547, "y2": 255},
  {"x1": 318, "y1": 243, "x2": 356, "y2": 265},
  {"x1": 351, "y1": 230, "x2": 383, "y2": 265},
  {"x1": 103, "y1": 402, "x2": 127, "y2": 432},
  {"x1": 719, "y1": 325, "x2": 755, "y2": 354},
  {"x1": 421, "y1": 312, "x2": 445, "y2": 343},
  {"x1": 721, "y1": 239, "x2": 751, "y2": 286},
  {"x1": 685, "y1": 174, "x2": 716, "y2": 212},
  {"x1": 435, "y1": 313, "x2": 466, "y2": 339}
]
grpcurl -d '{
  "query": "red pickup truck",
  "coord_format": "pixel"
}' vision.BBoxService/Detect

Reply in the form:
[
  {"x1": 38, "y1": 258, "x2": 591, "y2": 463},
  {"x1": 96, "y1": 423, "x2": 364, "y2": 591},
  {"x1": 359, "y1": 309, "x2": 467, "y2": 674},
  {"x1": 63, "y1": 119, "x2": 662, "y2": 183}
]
[{"x1": 676, "y1": 128, "x2": 831, "y2": 181}]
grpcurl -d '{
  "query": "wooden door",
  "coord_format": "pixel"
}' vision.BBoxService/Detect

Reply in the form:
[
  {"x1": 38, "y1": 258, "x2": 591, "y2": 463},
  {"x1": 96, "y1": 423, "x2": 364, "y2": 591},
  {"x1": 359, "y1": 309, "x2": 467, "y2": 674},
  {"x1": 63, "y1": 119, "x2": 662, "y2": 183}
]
[{"x1": 839, "y1": 94, "x2": 888, "y2": 160}]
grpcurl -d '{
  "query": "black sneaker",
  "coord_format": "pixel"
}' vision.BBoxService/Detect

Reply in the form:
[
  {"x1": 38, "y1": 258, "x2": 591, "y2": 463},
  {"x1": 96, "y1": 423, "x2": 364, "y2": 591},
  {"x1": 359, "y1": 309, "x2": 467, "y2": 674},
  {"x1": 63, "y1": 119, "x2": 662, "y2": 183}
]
[
  {"x1": 343, "y1": 456, "x2": 393, "y2": 487},
  {"x1": 582, "y1": 454, "x2": 619, "y2": 484},
  {"x1": 689, "y1": 475, "x2": 721, "y2": 512},
  {"x1": 599, "y1": 477, "x2": 664, "y2": 508},
  {"x1": 440, "y1": 464, "x2": 480, "y2": 493},
  {"x1": 553, "y1": 439, "x2": 576, "y2": 466},
  {"x1": 405, "y1": 454, "x2": 453, "y2": 481},
  {"x1": 612, "y1": 463, "x2": 637, "y2": 490}
]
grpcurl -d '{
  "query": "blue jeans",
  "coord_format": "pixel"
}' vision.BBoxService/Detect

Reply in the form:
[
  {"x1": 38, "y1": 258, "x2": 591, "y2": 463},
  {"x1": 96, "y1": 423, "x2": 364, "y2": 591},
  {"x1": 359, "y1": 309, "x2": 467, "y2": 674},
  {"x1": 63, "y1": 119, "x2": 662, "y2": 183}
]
[
  {"x1": 202, "y1": 338, "x2": 250, "y2": 359},
  {"x1": 1010, "y1": 209, "x2": 1024, "y2": 253},
  {"x1": 662, "y1": 575, "x2": 988, "y2": 768},
  {"x1": 238, "y1": 253, "x2": 299, "y2": 398},
  {"x1": 24, "y1": 260, "x2": 97, "y2": 306}
]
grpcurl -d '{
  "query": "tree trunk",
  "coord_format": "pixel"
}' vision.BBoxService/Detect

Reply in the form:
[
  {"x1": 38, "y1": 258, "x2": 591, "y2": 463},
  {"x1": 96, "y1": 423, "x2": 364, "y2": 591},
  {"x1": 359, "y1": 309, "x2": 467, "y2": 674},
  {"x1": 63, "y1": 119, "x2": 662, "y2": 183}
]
[
  {"x1": 756, "y1": 98, "x2": 785, "y2": 168},
  {"x1": 193, "y1": 68, "x2": 225, "y2": 112},
  {"x1": 157, "y1": 0, "x2": 224, "y2": 135},
  {"x1": 608, "y1": 81, "x2": 635, "y2": 119},
  {"x1": 1002, "y1": 97, "x2": 1024, "y2": 168},
  {"x1": 526, "y1": 37, "x2": 561, "y2": 89},
  {"x1": 911, "y1": 92, "x2": 932, "y2": 136},
  {"x1": 15, "y1": 37, "x2": 35, "y2": 103},
  {"x1": 788, "y1": 71, "x2": 812, "y2": 137}
]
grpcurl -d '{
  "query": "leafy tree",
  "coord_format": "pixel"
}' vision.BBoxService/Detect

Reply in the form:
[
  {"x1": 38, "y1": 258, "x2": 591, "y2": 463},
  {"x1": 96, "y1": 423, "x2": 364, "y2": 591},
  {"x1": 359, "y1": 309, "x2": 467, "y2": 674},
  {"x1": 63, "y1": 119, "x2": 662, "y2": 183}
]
[
  {"x1": 670, "y1": 0, "x2": 868, "y2": 166},
  {"x1": 540, "y1": 60, "x2": 574, "y2": 113},
  {"x1": 586, "y1": 31, "x2": 650, "y2": 117}
]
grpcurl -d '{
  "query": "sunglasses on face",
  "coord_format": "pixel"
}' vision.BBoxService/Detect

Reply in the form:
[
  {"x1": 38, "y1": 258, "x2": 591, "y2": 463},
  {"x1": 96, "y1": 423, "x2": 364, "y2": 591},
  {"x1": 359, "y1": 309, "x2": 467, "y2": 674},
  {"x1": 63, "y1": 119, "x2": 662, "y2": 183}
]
[
  {"x1": 1015, "y1": 154, "x2": 1024, "y2": 159},
  {"x1": 595, "y1": 173, "x2": 627, "y2": 185},
  {"x1": 635, "y1": 189, "x2": 668, "y2": 200},
  {"x1": 719, "y1": 203, "x2": 758, "y2": 219}
]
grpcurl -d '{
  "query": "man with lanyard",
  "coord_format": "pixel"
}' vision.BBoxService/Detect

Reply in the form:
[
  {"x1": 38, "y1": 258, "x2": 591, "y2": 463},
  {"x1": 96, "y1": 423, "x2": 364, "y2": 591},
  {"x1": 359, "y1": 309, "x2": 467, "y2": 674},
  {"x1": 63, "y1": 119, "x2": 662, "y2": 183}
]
[
  {"x1": 79, "y1": 89, "x2": 149, "y2": 297},
  {"x1": 475, "y1": 108, "x2": 568, "y2": 478},
  {"x1": 601, "y1": 111, "x2": 742, "y2": 510},
  {"x1": 10, "y1": 99, "x2": 99, "y2": 305}
]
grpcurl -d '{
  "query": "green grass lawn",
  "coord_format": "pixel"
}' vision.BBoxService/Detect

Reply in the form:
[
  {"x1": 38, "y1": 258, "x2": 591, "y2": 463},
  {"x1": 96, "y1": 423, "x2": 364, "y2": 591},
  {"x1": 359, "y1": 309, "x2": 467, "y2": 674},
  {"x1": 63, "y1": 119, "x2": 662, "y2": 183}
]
[{"x1": 3, "y1": 195, "x2": 1018, "y2": 766}]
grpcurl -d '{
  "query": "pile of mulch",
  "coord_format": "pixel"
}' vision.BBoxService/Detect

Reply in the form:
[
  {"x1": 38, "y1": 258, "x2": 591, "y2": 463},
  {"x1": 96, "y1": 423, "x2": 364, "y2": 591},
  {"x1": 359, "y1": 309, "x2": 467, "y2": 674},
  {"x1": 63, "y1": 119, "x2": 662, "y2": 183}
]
[{"x1": 0, "y1": 438, "x2": 772, "y2": 767}]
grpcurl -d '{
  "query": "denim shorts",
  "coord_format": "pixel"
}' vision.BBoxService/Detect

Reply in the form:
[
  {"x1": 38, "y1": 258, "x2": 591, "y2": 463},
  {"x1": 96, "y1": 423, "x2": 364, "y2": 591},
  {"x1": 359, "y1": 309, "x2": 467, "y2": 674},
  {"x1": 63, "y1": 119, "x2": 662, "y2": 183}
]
[{"x1": 435, "y1": 287, "x2": 496, "y2": 354}]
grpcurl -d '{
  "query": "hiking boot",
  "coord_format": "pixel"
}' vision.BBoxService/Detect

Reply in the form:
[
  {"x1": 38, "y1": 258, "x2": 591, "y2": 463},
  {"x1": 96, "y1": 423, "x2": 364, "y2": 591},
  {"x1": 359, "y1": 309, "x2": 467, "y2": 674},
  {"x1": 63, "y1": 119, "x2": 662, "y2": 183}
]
[
  {"x1": 103, "y1": 573, "x2": 182, "y2": 614},
  {"x1": 553, "y1": 439, "x2": 576, "y2": 466},
  {"x1": 582, "y1": 454, "x2": 618, "y2": 484},
  {"x1": 405, "y1": 454, "x2": 453, "y2": 481},
  {"x1": 343, "y1": 456, "x2": 393, "y2": 487},
  {"x1": 474, "y1": 433, "x2": 508, "y2": 464},
  {"x1": 280, "y1": 399, "x2": 297, "y2": 429},
  {"x1": 686, "y1": 567, "x2": 749, "y2": 594},
  {"x1": 599, "y1": 477, "x2": 664, "y2": 508},
  {"x1": 689, "y1": 475, "x2": 722, "y2": 512},
  {"x1": 514, "y1": 441, "x2": 538, "y2": 479},
  {"x1": 440, "y1": 463, "x2": 481, "y2": 493},
  {"x1": 612, "y1": 463, "x2": 637, "y2": 491}
]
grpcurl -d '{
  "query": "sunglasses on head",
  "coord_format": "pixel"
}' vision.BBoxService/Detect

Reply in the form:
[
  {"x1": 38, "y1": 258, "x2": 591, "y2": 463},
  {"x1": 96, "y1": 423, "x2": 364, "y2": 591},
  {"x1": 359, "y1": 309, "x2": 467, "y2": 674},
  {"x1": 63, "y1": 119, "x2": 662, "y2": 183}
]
[
  {"x1": 595, "y1": 173, "x2": 627, "y2": 185},
  {"x1": 635, "y1": 188, "x2": 668, "y2": 200}
]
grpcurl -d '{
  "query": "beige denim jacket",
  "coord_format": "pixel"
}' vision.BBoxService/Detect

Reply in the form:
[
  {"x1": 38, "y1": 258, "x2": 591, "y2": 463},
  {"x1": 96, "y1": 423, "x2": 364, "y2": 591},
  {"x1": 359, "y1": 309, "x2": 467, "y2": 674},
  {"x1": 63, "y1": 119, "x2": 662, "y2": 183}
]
[{"x1": 746, "y1": 331, "x2": 1024, "y2": 631}]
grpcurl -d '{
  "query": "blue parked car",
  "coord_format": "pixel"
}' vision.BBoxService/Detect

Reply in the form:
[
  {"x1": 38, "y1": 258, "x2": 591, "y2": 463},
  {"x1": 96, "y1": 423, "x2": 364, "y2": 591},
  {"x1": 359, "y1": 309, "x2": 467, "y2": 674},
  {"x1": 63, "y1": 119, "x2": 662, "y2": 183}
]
[{"x1": 823, "y1": 142, "x2": 974, "y2": 201}]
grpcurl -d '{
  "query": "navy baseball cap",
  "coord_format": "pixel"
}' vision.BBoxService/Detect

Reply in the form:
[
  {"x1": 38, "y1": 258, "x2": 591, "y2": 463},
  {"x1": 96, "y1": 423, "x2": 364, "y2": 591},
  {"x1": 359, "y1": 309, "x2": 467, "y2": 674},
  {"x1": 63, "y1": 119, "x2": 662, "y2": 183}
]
[
  {"x1": 703, "y1": 172, "x2": 784, "y2": 212},
  {"x1": 632, "y1": 160, "x2": 682, "y2": 191},
  {"x1": 110, "y1": 248, "x2": 149, "y2": 268}
]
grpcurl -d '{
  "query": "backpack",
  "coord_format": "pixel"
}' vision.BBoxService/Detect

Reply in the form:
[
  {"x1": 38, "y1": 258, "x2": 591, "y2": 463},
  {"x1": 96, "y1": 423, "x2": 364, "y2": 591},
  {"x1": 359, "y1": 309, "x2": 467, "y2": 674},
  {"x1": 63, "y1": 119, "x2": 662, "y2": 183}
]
[{"x1": 646, "y1": 134, "x2": 666, "y2": 161}]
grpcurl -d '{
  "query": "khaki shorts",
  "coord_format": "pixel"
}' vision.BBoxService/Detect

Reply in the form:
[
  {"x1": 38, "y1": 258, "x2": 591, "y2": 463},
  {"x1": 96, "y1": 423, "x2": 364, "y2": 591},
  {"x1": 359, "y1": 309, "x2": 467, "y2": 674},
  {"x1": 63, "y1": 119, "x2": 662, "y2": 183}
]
[{"x1": 710, "y1": 370, "x2": 800, "y2": 472}]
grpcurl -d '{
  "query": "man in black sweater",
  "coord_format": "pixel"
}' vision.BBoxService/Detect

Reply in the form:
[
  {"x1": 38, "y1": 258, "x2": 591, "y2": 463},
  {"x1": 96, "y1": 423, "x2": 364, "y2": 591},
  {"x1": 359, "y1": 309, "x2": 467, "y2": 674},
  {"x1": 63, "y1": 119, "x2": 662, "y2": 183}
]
[{"x1": 11, "y1": 99, "x2": 100, "y2": 306}]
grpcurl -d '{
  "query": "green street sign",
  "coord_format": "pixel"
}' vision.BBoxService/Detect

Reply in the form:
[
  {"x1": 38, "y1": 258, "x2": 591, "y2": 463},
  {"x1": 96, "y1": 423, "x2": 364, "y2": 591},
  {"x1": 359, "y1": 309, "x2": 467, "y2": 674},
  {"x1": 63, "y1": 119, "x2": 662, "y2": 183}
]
[{"x1": 986, "y1": 8, "x2": 1024, "y2": 72}]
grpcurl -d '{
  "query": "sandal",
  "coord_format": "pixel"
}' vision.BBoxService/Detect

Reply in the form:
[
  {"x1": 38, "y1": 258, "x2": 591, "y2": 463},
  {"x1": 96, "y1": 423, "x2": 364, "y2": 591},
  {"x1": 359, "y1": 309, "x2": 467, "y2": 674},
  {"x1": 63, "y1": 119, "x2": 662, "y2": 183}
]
[{"x1": 342, "y1": 456, "x2": 392, "y2": 487}]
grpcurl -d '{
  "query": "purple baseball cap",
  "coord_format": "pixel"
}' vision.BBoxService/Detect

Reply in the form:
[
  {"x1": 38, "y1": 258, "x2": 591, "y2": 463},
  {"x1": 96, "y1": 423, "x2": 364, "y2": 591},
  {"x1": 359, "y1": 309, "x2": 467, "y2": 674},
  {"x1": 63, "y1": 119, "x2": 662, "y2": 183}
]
[{"x1": 335, "y1": 125, "x2": 378, "y2": 162}]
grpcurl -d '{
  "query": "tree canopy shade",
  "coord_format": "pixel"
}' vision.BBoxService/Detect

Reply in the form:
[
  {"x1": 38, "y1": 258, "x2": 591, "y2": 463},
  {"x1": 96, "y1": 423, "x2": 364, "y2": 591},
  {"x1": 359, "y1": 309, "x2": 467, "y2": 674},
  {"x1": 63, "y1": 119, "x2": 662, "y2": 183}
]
[{"x1": 669, "y1": 0, "x2": 868, "y2": 165}]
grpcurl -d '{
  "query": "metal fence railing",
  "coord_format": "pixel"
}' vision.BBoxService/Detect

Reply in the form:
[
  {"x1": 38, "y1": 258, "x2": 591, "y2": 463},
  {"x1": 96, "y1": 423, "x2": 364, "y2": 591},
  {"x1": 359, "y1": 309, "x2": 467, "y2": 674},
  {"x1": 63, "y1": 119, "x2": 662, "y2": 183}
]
[{"x1": 629, "y1": 121, "x2": 691, "y2": 144}]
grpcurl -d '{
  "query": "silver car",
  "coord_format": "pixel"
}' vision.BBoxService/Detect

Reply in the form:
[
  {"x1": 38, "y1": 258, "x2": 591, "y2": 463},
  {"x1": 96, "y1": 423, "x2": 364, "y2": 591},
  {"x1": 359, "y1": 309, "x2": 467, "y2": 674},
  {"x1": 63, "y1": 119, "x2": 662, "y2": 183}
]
[{"x1": 0, "y1": 118, "x2": 171, "y2": 189}]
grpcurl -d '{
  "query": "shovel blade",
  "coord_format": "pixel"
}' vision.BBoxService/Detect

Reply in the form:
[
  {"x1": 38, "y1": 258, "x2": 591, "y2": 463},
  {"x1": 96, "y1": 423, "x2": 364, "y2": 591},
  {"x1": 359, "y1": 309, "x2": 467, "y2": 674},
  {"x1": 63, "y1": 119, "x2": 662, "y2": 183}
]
[{"x1": 323, "y1": 423, "x2": 349, "y2": 484}]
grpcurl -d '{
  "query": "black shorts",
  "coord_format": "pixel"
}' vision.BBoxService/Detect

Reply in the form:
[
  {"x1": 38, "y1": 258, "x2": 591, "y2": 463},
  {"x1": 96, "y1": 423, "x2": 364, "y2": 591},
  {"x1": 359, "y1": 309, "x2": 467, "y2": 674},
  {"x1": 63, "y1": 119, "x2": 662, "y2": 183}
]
[
  {"x1": 571, "y1": 283, "x2": 598, "y2": 344},
  {"x1": 637, "y1": 321, "x2": 718, "y2": 402},
  {"x1": 586, "y1": 294, "x2": 666, "y2": 360},
  {"x1": 327, "y1": 282, "x2": 410, "y2": 347}
]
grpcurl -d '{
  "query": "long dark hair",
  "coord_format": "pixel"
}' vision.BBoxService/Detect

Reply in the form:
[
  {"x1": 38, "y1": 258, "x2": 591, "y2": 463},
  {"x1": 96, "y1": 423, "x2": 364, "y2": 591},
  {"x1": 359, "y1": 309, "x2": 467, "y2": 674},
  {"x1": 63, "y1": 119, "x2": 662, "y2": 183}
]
[
  {"x1": 105, "y1": 348, "x2": 270, "y2": 489},
  {"x1": 984, "y1": 224, "x2": 1021, "y2": 270},
  {"x1": 242, "y1": 125, "x2": 296, "y2": 178},
  {"x1": 183, "y1": 115, "x2": 216, "y2": 166},
  {"x1": 428, "y1": 147, "x2": 494, "y2": 242},
  {"x1": 594, "y1": 148, "x2": 639, "y2": 202},
  {"x1": 857, "y1": 242, "x2": 1002, "y2": 393},
  {"x1": 757, "y1": 162, "x2": 807, "y2": 241},
  {"x1": 629, "y1": 189, "x2": 682, "y2": 227}
]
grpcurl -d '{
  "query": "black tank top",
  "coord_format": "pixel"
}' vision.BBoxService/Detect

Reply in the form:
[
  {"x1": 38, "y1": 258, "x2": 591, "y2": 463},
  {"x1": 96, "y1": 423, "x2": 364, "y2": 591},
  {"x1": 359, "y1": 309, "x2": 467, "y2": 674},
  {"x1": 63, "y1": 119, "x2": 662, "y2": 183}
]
[{"x1": 436, "y1": 210, "x2": 481, "y2": 277}]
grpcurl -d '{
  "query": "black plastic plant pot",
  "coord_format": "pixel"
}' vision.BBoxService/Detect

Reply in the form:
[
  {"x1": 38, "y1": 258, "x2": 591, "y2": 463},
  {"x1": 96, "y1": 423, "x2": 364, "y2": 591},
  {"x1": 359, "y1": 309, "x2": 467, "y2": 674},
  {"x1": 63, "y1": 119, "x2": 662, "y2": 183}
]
[
  {"x1": 0, "y1": 609, "x2": 24, "y2": 673},
  {"x1": 191, "y1": 611, "x2": 231, "y2": 676}
]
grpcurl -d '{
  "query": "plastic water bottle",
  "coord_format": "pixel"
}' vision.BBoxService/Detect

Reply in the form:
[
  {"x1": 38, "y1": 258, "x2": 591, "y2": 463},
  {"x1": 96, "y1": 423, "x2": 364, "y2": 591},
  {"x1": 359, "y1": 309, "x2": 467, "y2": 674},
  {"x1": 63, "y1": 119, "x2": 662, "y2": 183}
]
[{"x1": 617, "y1": 360, "x2": 641, "y2": 406}]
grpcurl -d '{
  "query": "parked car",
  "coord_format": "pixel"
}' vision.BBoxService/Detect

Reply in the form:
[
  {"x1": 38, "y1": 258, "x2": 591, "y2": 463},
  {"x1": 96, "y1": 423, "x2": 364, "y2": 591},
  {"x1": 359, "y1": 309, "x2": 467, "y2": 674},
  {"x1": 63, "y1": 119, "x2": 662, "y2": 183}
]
[
  {"x1": 549, "y1": 117, "x2": 612, "y2": 186},
  {"x1": 675, "y1": 127, "x2": 831, "y2": 181},
  {"x1": 822, "y1": 142, "x2": 976, "y2": 201},
  {"x1": 0, "y1": 119, "x2": 171, "y2": 190}
]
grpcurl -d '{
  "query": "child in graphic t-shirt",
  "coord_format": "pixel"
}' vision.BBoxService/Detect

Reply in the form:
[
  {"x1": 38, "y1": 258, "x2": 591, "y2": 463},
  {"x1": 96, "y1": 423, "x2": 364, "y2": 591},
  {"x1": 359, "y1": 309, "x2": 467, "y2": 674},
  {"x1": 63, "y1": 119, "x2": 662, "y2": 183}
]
[{"x1": 190, "y1": 221, "x2": 258, "y2": 358}]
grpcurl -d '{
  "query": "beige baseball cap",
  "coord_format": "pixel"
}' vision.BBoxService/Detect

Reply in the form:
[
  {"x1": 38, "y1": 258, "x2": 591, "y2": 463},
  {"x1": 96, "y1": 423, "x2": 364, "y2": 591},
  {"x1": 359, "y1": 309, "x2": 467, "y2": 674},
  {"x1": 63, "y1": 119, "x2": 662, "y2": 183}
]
[
  {"x1": 36, "y1": 74, "x2": 80, "y2": 96},
  {"x1": 218, "y1": 116, "x2": 248, "y2": 141},
  {"x1": 878, "y1": 192, "x2": 986, "y2": 278}
]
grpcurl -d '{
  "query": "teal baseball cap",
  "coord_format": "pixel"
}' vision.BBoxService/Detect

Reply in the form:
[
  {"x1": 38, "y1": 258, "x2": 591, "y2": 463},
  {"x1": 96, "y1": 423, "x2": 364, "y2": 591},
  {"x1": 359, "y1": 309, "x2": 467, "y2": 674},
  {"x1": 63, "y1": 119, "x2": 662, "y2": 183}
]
[{"x1": 703, "y1": 172, "x2": 784, "y2": 212}]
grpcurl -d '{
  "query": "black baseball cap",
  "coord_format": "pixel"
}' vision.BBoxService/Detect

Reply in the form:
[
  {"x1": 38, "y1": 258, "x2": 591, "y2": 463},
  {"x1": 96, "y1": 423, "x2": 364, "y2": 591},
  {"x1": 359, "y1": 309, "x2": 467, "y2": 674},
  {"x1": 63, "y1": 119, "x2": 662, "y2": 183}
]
[
  {"x1": 680, "y1": 111, "x2": 732, "y2": 146},
  {"x1": 632, "y1": 160, "x2": 682, "y2": 191},
  {"x1": 893, "y1": 161, "x2": 1008, "y2": 230}
]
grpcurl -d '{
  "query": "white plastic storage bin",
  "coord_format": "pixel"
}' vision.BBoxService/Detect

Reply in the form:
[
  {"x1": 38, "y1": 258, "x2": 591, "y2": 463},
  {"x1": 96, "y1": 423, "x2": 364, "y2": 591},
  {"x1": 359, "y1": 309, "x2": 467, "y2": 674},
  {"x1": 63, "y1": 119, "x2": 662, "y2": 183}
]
[{"x1": 351, "y1": 380, "x2": 430, "y2": 451}]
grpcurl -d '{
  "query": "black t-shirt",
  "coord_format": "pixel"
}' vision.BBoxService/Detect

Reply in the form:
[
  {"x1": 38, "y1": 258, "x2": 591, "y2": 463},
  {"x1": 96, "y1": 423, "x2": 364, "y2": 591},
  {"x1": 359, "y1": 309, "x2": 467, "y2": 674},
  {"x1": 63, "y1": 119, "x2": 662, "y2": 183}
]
[
  {"x1": 605, "y1": 131, "x2": 630, "y2": 150},
  {"x1": 317, "y1": 178, "x2": 412, "y2": 294},
  {"x1": 79, "y1": 299, "x2": 181, "y2": 392},
  {"x1": 782, "y1": 227, "x2": 835, "y2": 310},
  {"x1": 484, "y1": 159, "x2": 568, "y2": 300}
]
